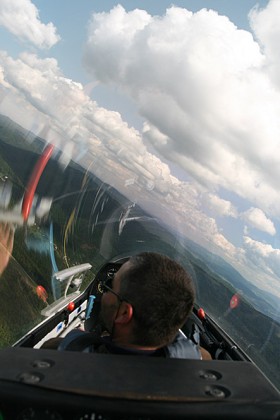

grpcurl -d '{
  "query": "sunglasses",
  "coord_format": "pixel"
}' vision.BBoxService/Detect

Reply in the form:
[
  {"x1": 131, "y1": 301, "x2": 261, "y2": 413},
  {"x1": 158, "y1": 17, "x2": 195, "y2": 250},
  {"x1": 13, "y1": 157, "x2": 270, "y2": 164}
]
[{"x1": 98, "y1": 270, "x2": 127, "y2": 302}]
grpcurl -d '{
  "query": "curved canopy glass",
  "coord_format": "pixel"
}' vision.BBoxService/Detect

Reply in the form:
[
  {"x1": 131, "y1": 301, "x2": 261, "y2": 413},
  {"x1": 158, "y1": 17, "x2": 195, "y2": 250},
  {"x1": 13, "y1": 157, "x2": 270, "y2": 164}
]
[{"x1": 0, "y1": 0, "x2": 279, "y2": 391}]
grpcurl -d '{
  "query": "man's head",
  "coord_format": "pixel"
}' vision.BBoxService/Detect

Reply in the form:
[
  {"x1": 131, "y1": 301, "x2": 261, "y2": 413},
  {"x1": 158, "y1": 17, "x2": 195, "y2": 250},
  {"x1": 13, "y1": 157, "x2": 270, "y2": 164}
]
[{"x1": 100, "y1": 252, "x2": 195, "y2": 348}]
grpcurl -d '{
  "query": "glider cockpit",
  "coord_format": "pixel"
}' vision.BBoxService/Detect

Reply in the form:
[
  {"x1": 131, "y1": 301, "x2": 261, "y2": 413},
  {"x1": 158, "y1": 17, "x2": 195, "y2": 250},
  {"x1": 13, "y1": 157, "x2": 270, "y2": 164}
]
[{"x1": 0, "y1": 259, "x2": 279, "y2": 420}]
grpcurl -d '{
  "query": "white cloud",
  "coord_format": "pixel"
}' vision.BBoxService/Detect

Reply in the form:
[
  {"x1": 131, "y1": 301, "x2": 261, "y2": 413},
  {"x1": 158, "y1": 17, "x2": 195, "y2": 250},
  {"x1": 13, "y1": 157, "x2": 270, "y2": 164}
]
[
  {"x1": 0, "y1": 49, "x2": 241, "y2": 268},
  {"x1": 83, "y1": 4, "x2": 280, "y2": 219},
  {"x1": 0, "y1": 0, "x2": 60, "y2": 49},
  {"x1": 1, "y1": 2, "x2": 280, "y2": 296},
  {"x1": 244, "y1": 235, "x2": 280, "y2": 278},
  {"x1": 202, "y1": 193, "x2": 238, "y2": 218},
  {"x1": 0, "y1": 52, "x2": 85, "y2": 126},
  {"x1": 242, "y1": 207, "x2": 276, "y2": 236},
  {"x1": 249, "y1": 0, "x2": 280, "y2": 88},
  {"x1": 0, "y1": 51, "x2": 181, "y2": 200}
]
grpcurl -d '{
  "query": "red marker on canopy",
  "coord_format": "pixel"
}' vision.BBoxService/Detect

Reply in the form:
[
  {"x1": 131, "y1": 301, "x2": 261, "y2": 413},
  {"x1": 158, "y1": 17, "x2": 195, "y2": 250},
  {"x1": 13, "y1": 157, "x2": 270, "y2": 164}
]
[
  {"x1": 230, "y1": 293, "x2": 239, "y2": 309},
  {"x1": 197, "y1": 307, "x2": 205, "y2": 320},
  {"x1": 36, "y1": 285, "x2": 48, "y2": 303},
  {"x1": 22, "y1": 144, "x2": 54, "y2": 221}
]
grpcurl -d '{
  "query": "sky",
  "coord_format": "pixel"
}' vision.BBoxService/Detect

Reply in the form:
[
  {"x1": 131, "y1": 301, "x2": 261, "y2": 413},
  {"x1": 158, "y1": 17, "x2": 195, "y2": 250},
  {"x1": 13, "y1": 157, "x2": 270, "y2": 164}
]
[{"x1": 1, "y1": 0, "x2": 280, "y2": 297}]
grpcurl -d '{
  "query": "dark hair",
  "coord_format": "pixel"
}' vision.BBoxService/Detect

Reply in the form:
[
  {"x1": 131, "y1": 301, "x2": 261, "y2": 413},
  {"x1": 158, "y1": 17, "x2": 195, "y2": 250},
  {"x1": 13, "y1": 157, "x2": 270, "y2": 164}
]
[{"x1": 119, "y1": 252, "x2": 195, "y2": 347}]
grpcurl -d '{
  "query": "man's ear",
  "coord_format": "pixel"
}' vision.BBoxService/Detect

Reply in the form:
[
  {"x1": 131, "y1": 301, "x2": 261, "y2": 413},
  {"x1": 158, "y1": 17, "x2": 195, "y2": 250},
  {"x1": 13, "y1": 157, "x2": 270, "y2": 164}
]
[{"x1": 115, "y1": 302, "x2": 133, "y2": 324}]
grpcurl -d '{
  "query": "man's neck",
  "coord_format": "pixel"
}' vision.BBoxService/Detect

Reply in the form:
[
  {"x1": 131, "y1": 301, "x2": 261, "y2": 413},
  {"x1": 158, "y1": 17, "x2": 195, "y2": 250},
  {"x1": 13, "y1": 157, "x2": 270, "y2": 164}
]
[
  {"x1": 110, "y1": 321, "x2": 159, "y2": 351},
  {"x1": 113, "y1": 340, "x2": 158, "y2": 351},
  {"x1": 111, "y1": 331, "x2": 158, "y2": 351}
]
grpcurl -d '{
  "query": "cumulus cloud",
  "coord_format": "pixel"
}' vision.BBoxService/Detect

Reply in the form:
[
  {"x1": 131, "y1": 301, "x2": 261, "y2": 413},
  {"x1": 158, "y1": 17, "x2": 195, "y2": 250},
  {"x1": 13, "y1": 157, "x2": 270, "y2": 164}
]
[
  {"x1": 249, "y1": 0, "x2": 280, "y2": 88},
  {"x1": 244, "y1": 236, "x2": 280, "y2": 278},
  {"x1": 0, "y1": 0, "x2": 60, "y2": 48},
  {"x1": 0, "y1": 51, "x2": 86, "y2": 129},
  {"x1": 0, "y1": 50, "x2": 182, "y2": 199},
  {"x1": 0, "y1": 49, "x2": 240, "y2": 267},
  {"x1": 1, "y1": 2, "x2": 280, "y2": 295},
  {"x1": 202, "y1": 193, "x2": 238, "y2": 218},
  {"x1": 242, "y1": 207, "x2": 276, "y2": 236},
  {"x1": 83, "y1": 4, "x2": 280, "y2": 219}
]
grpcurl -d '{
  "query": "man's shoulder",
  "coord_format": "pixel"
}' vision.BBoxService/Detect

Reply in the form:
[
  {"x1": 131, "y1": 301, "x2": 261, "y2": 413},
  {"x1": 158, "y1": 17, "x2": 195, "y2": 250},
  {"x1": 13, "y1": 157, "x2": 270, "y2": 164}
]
[
  {"x1": 42, "y1": 328, "x2": 202, "y2": 359},
  {"x1": 164, "y1": 331, "x2": 202, "y2": 359}
]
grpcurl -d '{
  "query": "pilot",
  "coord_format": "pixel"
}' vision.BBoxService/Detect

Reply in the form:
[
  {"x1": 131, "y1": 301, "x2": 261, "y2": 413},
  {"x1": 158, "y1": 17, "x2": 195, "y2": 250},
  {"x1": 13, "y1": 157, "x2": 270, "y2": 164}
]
[{"x1": 44, "y1": 252, "x2": 208, "y2": 359}]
